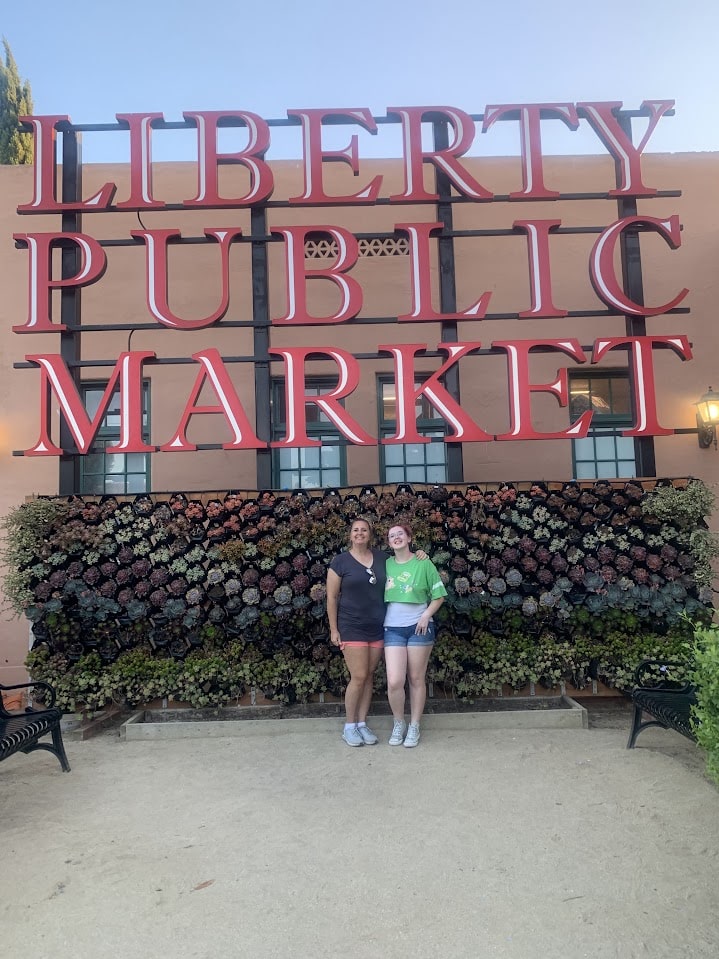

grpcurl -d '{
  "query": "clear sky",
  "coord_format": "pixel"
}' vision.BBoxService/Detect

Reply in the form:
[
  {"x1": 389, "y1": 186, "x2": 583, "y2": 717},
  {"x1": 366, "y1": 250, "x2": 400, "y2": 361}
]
[{"x1": 1, "y1": 0, "x2": 717, "y2": 162}]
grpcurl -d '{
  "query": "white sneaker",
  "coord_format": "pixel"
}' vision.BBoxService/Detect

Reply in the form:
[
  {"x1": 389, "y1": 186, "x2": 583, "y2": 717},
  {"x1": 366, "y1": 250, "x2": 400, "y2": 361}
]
[
  {"x1": 342, "y1": 725, "x2": 364, "y2": 747},
  {"x1": 403, "y1": 723, "x2": 421, "y2": 748},
  {"x1": 389, "y1": 719, "x2": 407, "y2": 746},
  {"x1": 357, "y1": 724, "x2": 378, "y2": 745}
]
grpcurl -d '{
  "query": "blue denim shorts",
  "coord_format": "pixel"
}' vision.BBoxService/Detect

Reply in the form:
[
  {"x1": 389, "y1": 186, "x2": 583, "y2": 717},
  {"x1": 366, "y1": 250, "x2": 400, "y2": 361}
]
[{"x1": 383, "y1": 622, "x2": 436, "y2": 648}]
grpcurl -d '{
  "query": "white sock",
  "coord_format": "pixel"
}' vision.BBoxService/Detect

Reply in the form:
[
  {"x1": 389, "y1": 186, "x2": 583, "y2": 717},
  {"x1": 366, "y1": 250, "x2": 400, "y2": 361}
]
[
  {"x1": 357, "y1": 722, "x2": 367, "y2": 728},
  {"x1": 344, "y1": 723, "x2": 357, "y2": 733}
]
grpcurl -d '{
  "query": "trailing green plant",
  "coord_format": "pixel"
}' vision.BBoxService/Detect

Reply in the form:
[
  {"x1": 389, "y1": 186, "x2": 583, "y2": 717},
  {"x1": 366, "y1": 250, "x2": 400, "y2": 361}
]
[
  {"x1": 1, "y1": 498, "x2": 70, "y2": 615},
  {"x1": 642, "y1": 478, "x2": 716, "y2": 527},
  {"x1": 691, "y1": 623, "x2": 719, "y2": 786}
]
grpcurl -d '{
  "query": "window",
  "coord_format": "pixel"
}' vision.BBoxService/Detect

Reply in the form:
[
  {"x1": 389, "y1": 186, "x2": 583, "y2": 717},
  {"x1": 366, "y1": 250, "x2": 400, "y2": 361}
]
[
  {"x1": 377, "y1": 376, "x2": 447, "y2": 484},
  {"x1": 569, "y1": 372, "x2": 636, "y2": 479},
  {"x1": 79, "y1": 383, "x2": 151, "y2": 494},
  {"x1": 271, "y1": 379, "x2": 346, "y2": 489}
]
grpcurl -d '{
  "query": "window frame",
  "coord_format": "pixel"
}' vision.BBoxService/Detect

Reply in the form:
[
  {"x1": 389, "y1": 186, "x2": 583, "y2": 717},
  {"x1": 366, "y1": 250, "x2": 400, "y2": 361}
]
[
  {"x1": 79, "y1": 380, "x2": 151, "y2": 494},
  {"x1": 569, "y1": 370, "x2": 637, "y2": 480},
  {"x1": 270, "y1": 377, "x2": 347, "y2": 490},
  {"x1": 376, "y1": 374, "x2": 448, "y2": 485}
]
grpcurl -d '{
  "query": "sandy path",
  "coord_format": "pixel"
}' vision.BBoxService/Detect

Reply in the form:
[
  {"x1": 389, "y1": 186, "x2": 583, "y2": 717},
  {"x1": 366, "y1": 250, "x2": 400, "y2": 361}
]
[{"x1": 1, "y1": 707, "x2": 717, "y2": 959}]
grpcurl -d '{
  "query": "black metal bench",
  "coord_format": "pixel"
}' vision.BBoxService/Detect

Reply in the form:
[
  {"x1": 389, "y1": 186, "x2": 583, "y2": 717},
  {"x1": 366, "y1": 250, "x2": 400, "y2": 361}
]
[
  {"x1": 627, "y1": 659, "x2": 697, "y2": 749},
  {"x1": 0, "y1": 681, "x2": 71, "y2": 772}
]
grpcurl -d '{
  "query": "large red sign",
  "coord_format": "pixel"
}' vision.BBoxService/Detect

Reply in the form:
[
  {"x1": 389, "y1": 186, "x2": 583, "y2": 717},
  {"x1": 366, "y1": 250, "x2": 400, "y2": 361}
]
[{"x1": 13, "y1": 101, "x2": 691, "y2": 454}]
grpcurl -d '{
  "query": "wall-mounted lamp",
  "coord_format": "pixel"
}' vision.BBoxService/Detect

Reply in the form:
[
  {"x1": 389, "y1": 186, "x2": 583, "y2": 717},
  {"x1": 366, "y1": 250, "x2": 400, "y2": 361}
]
[{"x1": 695, "y1": 387, "x2": 719, "y2": 449}]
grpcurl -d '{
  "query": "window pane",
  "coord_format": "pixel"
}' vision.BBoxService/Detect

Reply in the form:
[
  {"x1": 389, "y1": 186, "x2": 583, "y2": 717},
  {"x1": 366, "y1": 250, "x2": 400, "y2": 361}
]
[
  {"x1": 278, "y1": 448, "x2": 298, "y2": 469},
  {"x1": 596, "y1": 462, "x2": 619, "y2": 478},
  {"x1": 126, "y1": 453, "x2": 146, "y2": 472},
  {"x1": 83, "y1": 474, "x2": 104, "y2": 494},
  {"x1": 616, "y1": 437, "x2": 635, "y2": 457},
  {"x1": 300, "y1": 447, "x2": 320, "y2": 469},
  {"x1": 405, "y1": 444, "x2": 426, "y2": 465},
  {"x1": 126, "y1": 474, "x2": 148, "y2": 493},
  {"x1": 385, "y1": 467, "x2": 405, "y2": 482},
  {"x1": 618, "y1": 460, "x2": 636, "y2": 476},
  {"x1": 384, "y1": 444, "x2": 403, "y2": 466},
  {"x1": 427, "y1": 465, "x2": 447, "y2": 483},
  {"x1": 609, "y1": 378, "x2": 631, "y2": 415},
  {"x1": 106, "y1": 453, "x2": 126, "y2": 474},
  {"x1": 279, "y1": 470, "x2": 301, "y2": 490},
  {"x1": 320, "y1": 444, "x2": 340, "y2": 468},
  {"x1": 575, "y1": 462, "x2": 596, "y2": 479},
  {"x1": 406, "y1": 466, "x2": 427, "y2": 482},
  {"x1": 83, "y1": 453, "x2": 104, "y2": 475},
  {"x1": 381, "y1": 383, "x2": 396, "y2": 420},
  {"x1": 302, "y1": 470, "x2": 320, "y2": 488},
  {"x1": 573, "y1": 438, "x2": 594, "y2": 459},
  {"x1": 594, "y1": 436, "x2": 616, "y2": 458},
  {"x1": 84, "y1": 390, "x2": 104, "y2": 420},
  {"x1": 105, "y1": 477, "x2": 126, "y2": 493},
  {"x1": 426, "y1": 441, "x2": 446, "y2": 465},
  {"x1": 323, "y1": 469, "x2": 341, "y2": 486}
]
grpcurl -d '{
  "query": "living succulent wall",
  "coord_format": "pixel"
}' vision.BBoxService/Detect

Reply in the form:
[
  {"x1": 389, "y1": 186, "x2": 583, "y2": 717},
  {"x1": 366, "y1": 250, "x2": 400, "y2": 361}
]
[{"x1": 2, "y1": 479, "x2": 715, "y2": 712}]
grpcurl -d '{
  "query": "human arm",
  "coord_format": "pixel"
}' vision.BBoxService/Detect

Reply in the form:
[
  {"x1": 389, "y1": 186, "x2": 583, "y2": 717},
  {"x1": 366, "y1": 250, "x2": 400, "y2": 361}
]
[{"x1": 326, "y1": 568, "x2": 342, "y2": 647}]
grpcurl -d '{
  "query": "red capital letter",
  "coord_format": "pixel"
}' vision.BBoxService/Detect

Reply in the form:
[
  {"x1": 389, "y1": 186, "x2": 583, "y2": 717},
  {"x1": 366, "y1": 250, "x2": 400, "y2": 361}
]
[
  {"x1": 395, "y1": 222, "x2": 491, "y2": 321},
  {"x1": 13, "y1": 232, "x2": 107, "y2": 332},
  {"x1": 591, "y1": 335, "x2": 692, "y2": 436},
  {"x1": 493, "y1": 339, "x2": 590, "y2": 441},
  {"x1": 17, "y1": 116, "x2": 115, "y2": 212},
  {"x1": 272, "y1": 226, "x2": 362, "y2": 324},
  {"x1": 114, "y1": 113, "x2": 166, "y2": 209},
  {"x1": 513, "y1": 219, "x2": 567, "y2": 318},
  {"x1": 287, "y1": 108, "x2": 382, "y2": 204},
  {"x1": 160, "y1": 349, "x2": 265, "y2": 451},
  {"x1": 590, "y1": 215, "x2": 688, "y2": 316},
  {"x1": 578, "y1": 100, "x2": 674, "y2": 196},
  {"x1": 182, "y1": 111, "x2": 274, "y2": 206},
  {"x1": 131, "y1": 228, "x2": 243, "y2": 329},
  {"x1": 378, "y1": 343, "x2": 491, "y2": 442},
  {"x1": 269, "y1": 347, "x2": 375, "y2": 446},
  {"x1": 482, "y1": 103, "x2": 579, "y2": 199},
  {"x1": 24, "y1": 351, "x2": 155, "y2": 455},
  {"x1": 388, "y1": 106, "x2": 492, "y2": 202}
]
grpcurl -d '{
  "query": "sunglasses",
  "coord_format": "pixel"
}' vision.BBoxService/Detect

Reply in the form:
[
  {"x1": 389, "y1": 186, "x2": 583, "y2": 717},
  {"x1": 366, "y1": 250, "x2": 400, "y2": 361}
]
[{"x1": 366, "y1": 567, "x2": 377, "y2": 585}]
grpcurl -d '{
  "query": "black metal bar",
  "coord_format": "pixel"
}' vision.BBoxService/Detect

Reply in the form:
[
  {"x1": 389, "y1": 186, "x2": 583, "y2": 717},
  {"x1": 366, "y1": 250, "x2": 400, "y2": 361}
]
[
  {"x1": 30, "y1": 105, "x2": 673, "y2": 135},
  {"x1": 58, "y1": 130, "x2": 83, "y2": 493},
  {"x1": 16, "y1": 190, "x2": 683, "y2": 216},
  {"x1": 12, "y1": 339, "x2": 665, "y2": 371},
  {"x1": 616, "y1": 114, "x2": 656, "y2": 478},
  {"x1": 56, "y1": 220, "x2": 681, "y2": 248},
  {"x1": 251, "y1": 206, "x2": 272, "y2": 488},
  {"x1": 432, "y1": 119, "x2": 464, "y2": 482}
]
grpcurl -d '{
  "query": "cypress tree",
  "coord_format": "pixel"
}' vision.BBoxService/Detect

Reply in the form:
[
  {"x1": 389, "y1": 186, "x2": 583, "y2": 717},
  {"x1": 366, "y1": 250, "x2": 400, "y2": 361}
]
[{"x1": 0, "y1": 38, "x2": 34, "y2": 164}]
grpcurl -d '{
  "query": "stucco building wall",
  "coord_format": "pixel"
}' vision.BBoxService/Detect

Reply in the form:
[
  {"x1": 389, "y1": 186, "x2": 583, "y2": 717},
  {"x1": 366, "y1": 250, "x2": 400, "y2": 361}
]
[{"x1": 1, "y1": 153, "x2": 717, "y2": 679}]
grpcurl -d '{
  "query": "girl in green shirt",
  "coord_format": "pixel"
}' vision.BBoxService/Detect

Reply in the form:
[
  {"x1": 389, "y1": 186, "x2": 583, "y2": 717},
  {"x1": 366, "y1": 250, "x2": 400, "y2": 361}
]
[{"x1": 383, "y1": 524, "x2": 446, "y2": 747}]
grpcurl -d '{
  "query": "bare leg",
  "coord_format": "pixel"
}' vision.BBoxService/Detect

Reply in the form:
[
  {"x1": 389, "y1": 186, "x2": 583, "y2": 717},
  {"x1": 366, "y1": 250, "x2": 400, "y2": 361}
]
[
  {"x1": 357, "y1": 646, "x2": 383, "y2": 723},
  {"x1": 342, "y1": 646, "x2": 373, "y2": 724},
  {"x1": 407, "y1": 644, "x2": 433, "y2": 725},
  {"x1": 384, "y1": 646, "x2": 408, "y2": 720}
]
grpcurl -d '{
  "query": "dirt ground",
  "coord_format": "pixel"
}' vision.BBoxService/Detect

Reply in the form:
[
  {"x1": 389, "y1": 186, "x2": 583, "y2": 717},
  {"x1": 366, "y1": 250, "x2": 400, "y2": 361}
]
[{"x1": 1, "y1": 701, "x2": 718, "y2": 959}]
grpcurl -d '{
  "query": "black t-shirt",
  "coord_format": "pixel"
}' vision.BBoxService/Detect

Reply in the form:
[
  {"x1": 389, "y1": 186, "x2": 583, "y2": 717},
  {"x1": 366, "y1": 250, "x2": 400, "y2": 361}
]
[{"x1": 330, "y1": 549, "x2": 389, "y2": 641}]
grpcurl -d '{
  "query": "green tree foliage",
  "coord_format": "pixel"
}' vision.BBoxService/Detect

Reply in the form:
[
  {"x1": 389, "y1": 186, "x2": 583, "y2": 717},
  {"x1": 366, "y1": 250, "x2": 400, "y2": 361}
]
[
  {"x1": 692, "y1": 624, "x2": 719, "y2": 786},
  {"x1": 0, "y1": 38, "x2": 33, "y2": 164}
]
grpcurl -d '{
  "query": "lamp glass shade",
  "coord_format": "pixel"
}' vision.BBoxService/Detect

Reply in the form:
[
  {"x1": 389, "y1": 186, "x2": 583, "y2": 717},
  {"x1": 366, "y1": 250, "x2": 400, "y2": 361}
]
[{"x1": 695, "y1": 388, "x2": 719, "y2": 426}]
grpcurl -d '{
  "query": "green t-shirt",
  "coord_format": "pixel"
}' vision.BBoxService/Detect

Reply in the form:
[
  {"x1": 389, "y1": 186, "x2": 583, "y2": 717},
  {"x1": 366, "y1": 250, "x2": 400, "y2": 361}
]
[{"x1": 384, "y1": 556, "x2": 447, "y2": 605}]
